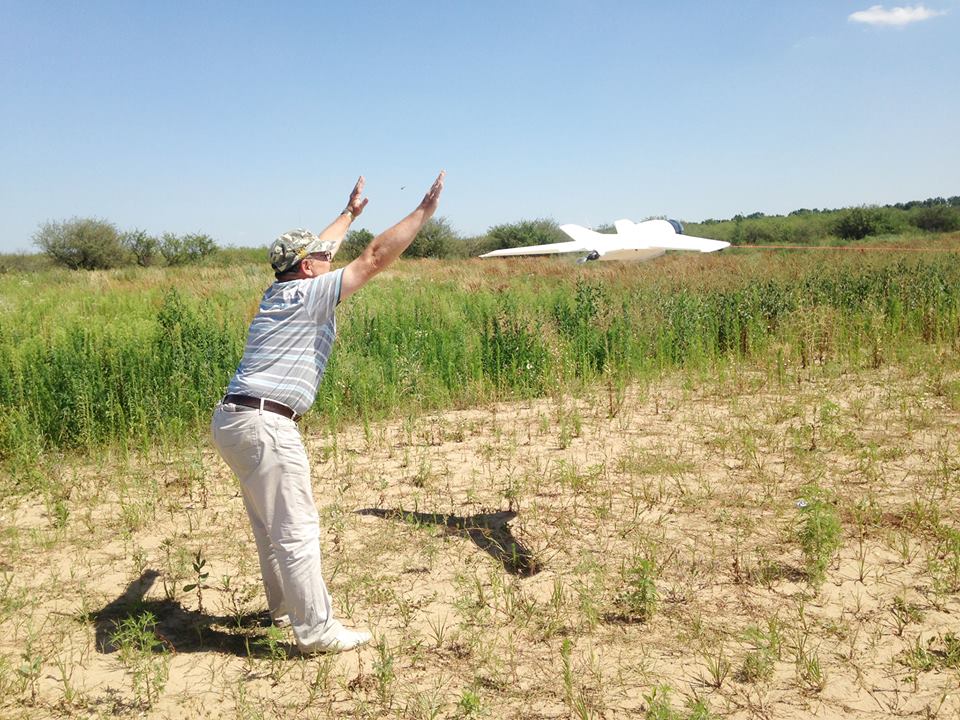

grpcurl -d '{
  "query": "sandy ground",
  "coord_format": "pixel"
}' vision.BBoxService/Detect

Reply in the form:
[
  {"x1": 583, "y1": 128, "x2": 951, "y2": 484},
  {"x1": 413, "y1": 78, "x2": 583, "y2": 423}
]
[{"x1": 1, "y1": 364, "x2": 959, "y2": 719}]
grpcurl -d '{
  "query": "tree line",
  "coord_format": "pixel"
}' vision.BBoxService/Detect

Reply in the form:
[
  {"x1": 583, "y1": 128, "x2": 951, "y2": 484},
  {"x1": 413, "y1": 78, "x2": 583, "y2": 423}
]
[
  {"x1": 32, "y1": 217, "x2": 216, "y2": 270},
  {"x1": 19, "y1": 195, "x2": 960, "y2": 270}
]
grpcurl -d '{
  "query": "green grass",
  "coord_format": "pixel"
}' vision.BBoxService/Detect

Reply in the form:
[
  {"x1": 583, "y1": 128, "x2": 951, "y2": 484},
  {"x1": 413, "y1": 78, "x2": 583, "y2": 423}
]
[{"x1": 1, "y1": 247, "x2": 959, "y2": 491}]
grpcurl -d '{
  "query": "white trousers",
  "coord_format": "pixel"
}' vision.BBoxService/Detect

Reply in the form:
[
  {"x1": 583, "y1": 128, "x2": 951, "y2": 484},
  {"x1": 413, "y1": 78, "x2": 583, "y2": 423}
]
[{"x1": 210, "y1": 403, "x2": 343, "y2": 652}]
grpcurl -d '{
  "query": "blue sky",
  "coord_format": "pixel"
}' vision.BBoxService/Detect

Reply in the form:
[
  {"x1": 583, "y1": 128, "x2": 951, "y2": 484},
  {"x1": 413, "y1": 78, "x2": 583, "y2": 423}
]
[{"x1": 1, "y1": 1, "x2": 957, "y2": 252}]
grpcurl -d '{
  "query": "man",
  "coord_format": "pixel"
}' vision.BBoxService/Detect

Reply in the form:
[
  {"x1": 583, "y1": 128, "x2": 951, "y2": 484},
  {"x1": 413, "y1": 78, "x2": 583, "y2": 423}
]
[{"x1": 211, "y1": 171, "x2": 445, "y2": 654}]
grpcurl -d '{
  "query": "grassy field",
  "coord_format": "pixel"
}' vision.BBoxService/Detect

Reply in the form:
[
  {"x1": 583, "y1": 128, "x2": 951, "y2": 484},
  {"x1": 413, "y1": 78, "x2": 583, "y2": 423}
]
[{"x1": 1, "y1": 239, "x2": 960, "y2": 718}]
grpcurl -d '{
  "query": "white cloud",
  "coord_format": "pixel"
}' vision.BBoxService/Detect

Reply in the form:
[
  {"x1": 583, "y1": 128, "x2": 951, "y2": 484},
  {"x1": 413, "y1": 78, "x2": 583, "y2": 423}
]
[{"x1": 849, "y1": 4, "x2": 947, "y2": 26}]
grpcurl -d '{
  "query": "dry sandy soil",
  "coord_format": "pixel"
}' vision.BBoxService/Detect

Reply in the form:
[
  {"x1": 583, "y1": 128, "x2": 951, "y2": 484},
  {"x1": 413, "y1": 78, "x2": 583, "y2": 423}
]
[{"x1": 1, "y1": 364, "x2": 959, "y2": 719}]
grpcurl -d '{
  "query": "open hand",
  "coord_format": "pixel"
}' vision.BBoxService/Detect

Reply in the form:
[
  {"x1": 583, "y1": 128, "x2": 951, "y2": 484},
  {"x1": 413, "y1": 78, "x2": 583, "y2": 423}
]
[
  {"x1": 347, "y1": 176, "x2": 369, "y2": 217},
  {"x1": 418, "y1": 171, "x2": 445, "y2": 217}
]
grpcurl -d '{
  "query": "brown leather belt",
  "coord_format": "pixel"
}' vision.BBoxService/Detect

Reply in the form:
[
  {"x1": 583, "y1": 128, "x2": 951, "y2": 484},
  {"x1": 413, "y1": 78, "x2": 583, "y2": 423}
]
[{"x1": 222, "y1": 394, "x2": 301, "y2": 421}]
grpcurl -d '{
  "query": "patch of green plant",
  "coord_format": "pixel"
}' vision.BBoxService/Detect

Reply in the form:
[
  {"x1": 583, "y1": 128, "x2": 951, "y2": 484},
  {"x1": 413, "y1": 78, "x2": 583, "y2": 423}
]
[
  {"x1": 795, "y1": 647, "x2": 826, "y2": 694},
  {"x1": 252, "y1": 625, "x2": 290, "y2": 683},
  {"x1": 644, "y1": 685, "x2": 710, "y2": 720},
  {"x1": 796, "y1": 486, "x2": 842, "y2": 587},
  {"x1": 3, "y1": 250, "x2": 960, "y2": 474},
  {"x1": 182, "y1": 548, "x2": 209, "y2": 613},
  {"x1": 890, "y1": 593, "x2": 924, "y2": 636},
  {"x1": 900, "y1": 633, "x2": 960, "y2": 673},
  {"x1": 456, "y1": 687, "x2": 484, "y2": 718},
  {"x1": 737, "y1": 617, "x2": 783, "y2": 684},
  {"x1": 615, "y1": 555, "x2": 658, "y2": 622},
  {"x1": 373, "y1": 636, "x2": 396, "y2": 709},
  {"x1": 110, "y1": 611, "x2": 170, "y2": 708}
]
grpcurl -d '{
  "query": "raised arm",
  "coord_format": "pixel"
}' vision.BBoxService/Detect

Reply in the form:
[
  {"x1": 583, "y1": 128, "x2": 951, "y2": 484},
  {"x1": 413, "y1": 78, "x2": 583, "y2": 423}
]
[
  {"x1": 340, "y1": 171, "x2": 445, "y2": 302},
  {"x1": 316, "y1": 176, "x2": 370, "y2": 257}
]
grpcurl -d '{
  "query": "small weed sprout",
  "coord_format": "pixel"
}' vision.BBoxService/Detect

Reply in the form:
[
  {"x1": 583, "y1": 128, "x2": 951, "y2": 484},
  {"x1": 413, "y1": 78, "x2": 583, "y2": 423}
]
[
  {"x1": 16, "y1": 642, "x2": 43, "y2": 704},
  {"x1": 900, "y1": 632, "x2": 960, "y2": 673},
  {"x1": 0, "y1": 653, "x2": 16, "y2": 701},
  {"x1": 795, "y1": 647, "x2": 827, "y2": 694},
  {"x1": 795, "y1": 487, "x2": 842, "y2": 587},
  {"x1": 253, "y1": 625, "x2": 291, "y2": 683},
  {"x1": 561, "y1": 638, "x2": 575, "y2": 708},
  {"x1": 644, "y1": 684, "x2": 709, "y2": 719},
  {"x1": 616, "y1": 556, "x2": 658, "y2": 622},
  {"x1": 736, "y1": 619, "x2": 783, "y2": 683},
  {"x1": 456, "y1": 687, "x2": 484, "y2": 718},
  {"x1": 700, "y1": 647, "x2": 731, "y2": 688},
  {"x1": 110, "y1": 612, "x2": 170, "y2": 707},
  {"x1": 183, "y1": 548, "x2": 209, "y2": 613},
  {"x1": 373, "y1": 636, "x2": 396, "y2": 709},
  {"x1": 426, "y1": 612, "x2": 449, "y2": 648},
  {"x1": 560, "y1": 638, "x2": 597, "y2": 719},
  {"x1": 160, "y1": 538, "x2": 188, "y2": 601},
  {"x1": 890, "y1": 592, "x2": 923, "y2": 636}
]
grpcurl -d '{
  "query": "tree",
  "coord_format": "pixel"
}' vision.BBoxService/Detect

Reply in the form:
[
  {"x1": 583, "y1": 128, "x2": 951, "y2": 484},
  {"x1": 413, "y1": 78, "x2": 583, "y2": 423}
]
[
  {"x1": 406, "y1": 217, "x2": 459, "y2": 258},
  {"x1": 336, "y1": 228, "x2": 374, "y2": 261},
  {"x1": 159, "y1": 233, "x2": 218, "y2": 266},
  {"x1": 33, "y1": 217, "x2": 127, "y2": 270},
  {"x1": 121, "y1": 229, "x2": 159, "y2": 267},
  {"x1": 910, "y1": 205, "x2": 960, "y2": 233},
  {"x1": 484, "y1": 219, "x2": 567, "y2": 250},
  {"x1": 833, "y1": 206, "x2": 884, "y2": 241}
]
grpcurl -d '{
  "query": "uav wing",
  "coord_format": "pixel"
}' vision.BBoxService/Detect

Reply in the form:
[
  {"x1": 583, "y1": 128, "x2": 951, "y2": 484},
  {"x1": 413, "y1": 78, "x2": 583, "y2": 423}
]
[{"x1": 478, "y1": 225, "x2": 606, "y2": 258}]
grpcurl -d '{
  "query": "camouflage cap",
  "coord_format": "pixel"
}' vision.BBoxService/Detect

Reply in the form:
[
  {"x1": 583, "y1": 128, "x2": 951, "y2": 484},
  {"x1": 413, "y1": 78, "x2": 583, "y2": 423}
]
[{"x1": 268, "y1": 229, "x2": 336, "y2": 272}]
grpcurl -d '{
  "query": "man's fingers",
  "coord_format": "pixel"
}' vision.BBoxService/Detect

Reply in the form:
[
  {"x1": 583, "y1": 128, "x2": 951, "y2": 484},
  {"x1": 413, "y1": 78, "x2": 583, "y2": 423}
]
[
  {"x1": 350, "y1": 175, "x2": 365, "y2": 201},
  {"x1": 429, "y1": 170, "x2": 445, "y2": 197}
]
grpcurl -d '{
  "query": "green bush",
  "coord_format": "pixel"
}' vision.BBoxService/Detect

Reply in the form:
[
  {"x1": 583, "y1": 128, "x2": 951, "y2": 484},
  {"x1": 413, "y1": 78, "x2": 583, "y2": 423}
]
[
  {"x1": 833, "y1": 206, "x2": 886, "y2": 241},
  {"x1": 214, "y1": 245, "x2": 268, "y2": 265},
  {"x1": 484, "y1": 218, "x2": 567, "y2": 250},
  {"x1": 0, "y1": 253, "x2": 54, "y2": 274},
  {"x1": 797, "y1": 487, "x2": 842, "y2": 587},
  {"x1": 464, "y1": 234, "x2": 500, "y2": 256},
  {"x1": 406, "y1": 217, "x2": 459, "y2": 258},
  {"x1": 336, "y1": 228, "x2": 374, "y2": 261},
  {"x1": 159, "y1": 233, "x2": 218, "y2": 266},
  {"x1": 121, "y1": 229, "x2": 160, "y2": 267},
  {"x1": 616, "y1": 556, "x2": 658, "y2": 622},
  {"x1": 910, "y1": 205, "x2": 960, "y2": 233},
  {"x1": 33, "y1": 217, "x2": 127, "y2": 270}
]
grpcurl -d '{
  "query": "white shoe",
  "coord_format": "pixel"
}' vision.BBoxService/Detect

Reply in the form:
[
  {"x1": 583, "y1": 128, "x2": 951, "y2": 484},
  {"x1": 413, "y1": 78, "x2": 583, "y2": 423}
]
[
  {"x1": 308, "y1": 626, "x2": 372, "y2": 654},
  {"x1": 273, "y1": 614, "x2": 291, "y2": 628}
]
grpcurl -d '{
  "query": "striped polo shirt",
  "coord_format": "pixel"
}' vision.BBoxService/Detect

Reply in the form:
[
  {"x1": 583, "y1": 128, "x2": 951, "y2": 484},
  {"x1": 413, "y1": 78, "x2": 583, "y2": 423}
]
[{"x1": 225, "y1": 269, "x2": 343, "y2": 416}]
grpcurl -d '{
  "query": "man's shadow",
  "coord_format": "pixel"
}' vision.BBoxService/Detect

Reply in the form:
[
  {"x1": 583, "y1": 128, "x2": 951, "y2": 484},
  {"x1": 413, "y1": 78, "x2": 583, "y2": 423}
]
[
  {"x1": 87, "y1": 570, "x2": 290, "y2": 657},
  {"x1": 356, "y1": 508, "x2": 542, "y2": 577}
]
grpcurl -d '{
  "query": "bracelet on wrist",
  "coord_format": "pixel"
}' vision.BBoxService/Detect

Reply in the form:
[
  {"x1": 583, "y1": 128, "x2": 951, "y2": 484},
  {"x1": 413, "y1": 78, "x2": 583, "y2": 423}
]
[{"x1": 341, "y1": 209, "x2": 354, "y2": 220}]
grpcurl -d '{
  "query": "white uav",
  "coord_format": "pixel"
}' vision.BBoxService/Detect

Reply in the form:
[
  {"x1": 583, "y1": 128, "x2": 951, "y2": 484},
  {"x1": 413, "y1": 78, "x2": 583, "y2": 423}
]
[{"x1": 480, "y1": 219, "x2": 729, "y2": 263}]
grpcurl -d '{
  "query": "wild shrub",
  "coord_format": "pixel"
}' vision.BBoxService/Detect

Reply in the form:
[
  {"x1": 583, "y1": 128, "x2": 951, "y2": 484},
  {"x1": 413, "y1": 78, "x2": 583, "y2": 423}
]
[
  {"x1": 553, "y1": 279, "x2": 613, "y2": 375},
  {"x1": 644, "y1": 685, "x2": 710, "y2": 720},
  {"x1": 796, "y1": 486, "x2": 842, "y2": 587},
  {"x1": 110, "y1": 612, "x2": 170, "y2": 707},
  {"x1": 615, "y1": 555, "x2": 658, "y2": 622},
  {"x1": 833, "y1": 206, "x2": 886, "y2": 240},
  {"x1": 479, "y1": 308, "x2": 550, "y2": 395},
  {"x1": 910, "y1": 204, "x2": 960, "y2": 233},
  {"x1": 406, "y1": 217, "x2": 459, "y2": 258},
  {"x1": 159, "y1": 232, "x2": 218, "y2": 265},
  {"x1": 336, "y1": 228, "x2": 374, "y2": 261},
  {"x1": 484, "y1": 218, "x2": 567, "y2": 250},
  {"x1": 121, "y1": 229, "x2": 159, "y2": 267},
  {"x1": 737, "y1": 619, "x2": 783, "y2": 683},
  {"x1": 33, "y1": 217, "x2": 127, "y2": 270}
]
